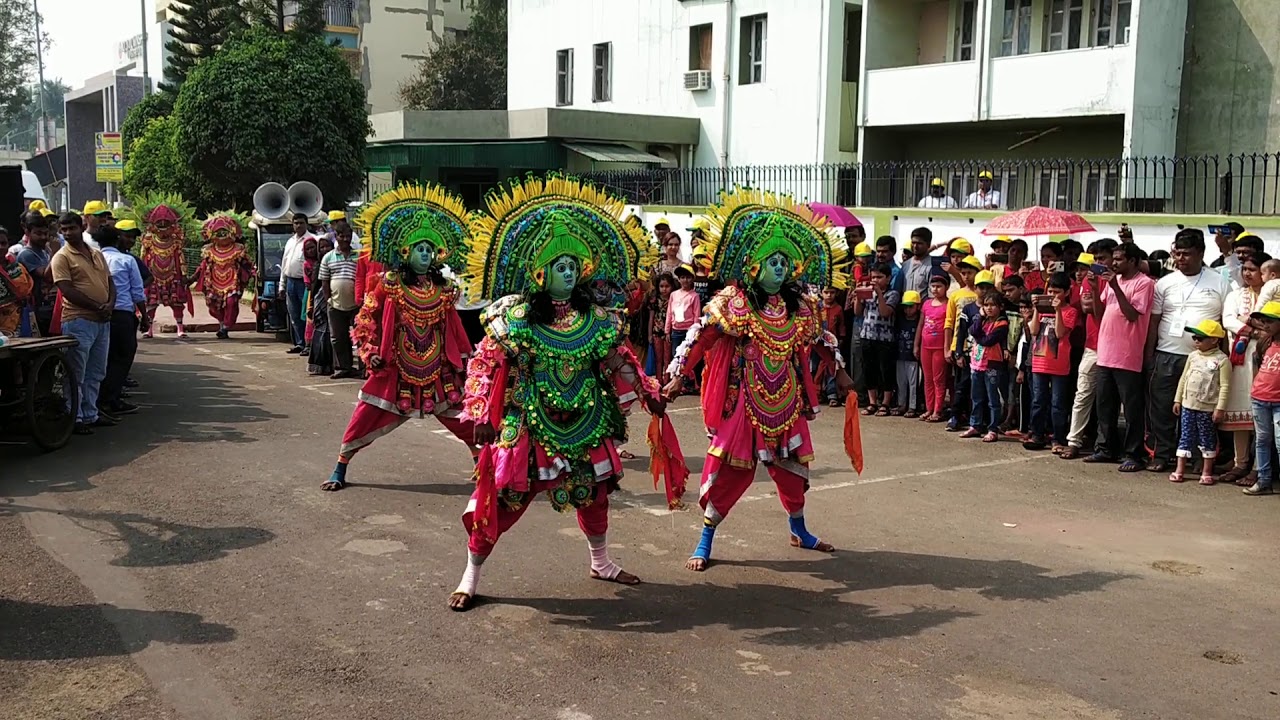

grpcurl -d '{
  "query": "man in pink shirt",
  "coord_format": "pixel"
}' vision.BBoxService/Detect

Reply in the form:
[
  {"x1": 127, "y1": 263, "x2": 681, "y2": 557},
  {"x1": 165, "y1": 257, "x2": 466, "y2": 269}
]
[{"x1": 1087, "y1": 243, "x2": 1156, "y2": 470}]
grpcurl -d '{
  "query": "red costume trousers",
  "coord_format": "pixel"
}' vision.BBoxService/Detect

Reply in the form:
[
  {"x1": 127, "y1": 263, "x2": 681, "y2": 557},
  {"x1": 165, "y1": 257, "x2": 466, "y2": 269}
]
[
  {"x1": 699, "y1": 462, "x2": 808, "y2": 524},
  {"x1": 466, "y1": 491, "x2": 610, "y2": 556},
  {"x1": 207, "y1": 297, "x2": 240, "y2": 327},
  {"x1": 338, "y1": 402, "x2": 475, "y2": 461}
]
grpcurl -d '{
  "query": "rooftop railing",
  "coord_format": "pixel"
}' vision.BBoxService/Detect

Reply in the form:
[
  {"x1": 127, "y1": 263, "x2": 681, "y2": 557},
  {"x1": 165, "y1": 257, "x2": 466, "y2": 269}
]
[{"x1": 578, "y1": 154, "x2": 1280, "y2": 216}]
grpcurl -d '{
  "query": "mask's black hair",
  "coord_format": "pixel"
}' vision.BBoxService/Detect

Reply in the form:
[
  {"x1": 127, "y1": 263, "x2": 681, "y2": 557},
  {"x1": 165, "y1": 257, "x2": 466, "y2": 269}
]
[{"x1": 528, "y1": 285, "x2": 594, "y2": 325}]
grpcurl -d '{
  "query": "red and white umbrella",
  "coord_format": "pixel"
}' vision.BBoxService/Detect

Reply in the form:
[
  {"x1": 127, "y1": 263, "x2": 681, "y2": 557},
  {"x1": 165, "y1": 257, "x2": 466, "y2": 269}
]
[{"x1": 981, "y1": 206, "x2": 1095, "y2": 236}]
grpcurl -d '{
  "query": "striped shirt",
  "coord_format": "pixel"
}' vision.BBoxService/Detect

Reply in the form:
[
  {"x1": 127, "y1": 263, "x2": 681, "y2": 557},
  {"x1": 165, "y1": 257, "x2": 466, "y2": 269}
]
[{"x1": 318, "y1": 249, "x2": 359, "y2": 310}]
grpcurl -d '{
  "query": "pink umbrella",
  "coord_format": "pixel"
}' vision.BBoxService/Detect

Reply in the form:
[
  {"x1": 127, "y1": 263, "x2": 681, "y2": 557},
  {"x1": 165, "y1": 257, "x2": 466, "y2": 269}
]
[
  {"x1": 807, "y1": 203, "x2": 861, "y2": 228},
  {"x1": 981, "y1": 206, "x2": 1095, "y2": 236}
]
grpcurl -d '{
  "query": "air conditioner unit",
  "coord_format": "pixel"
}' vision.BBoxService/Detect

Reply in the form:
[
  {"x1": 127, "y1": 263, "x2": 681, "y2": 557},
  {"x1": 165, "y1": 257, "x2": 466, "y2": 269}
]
[{"x1": 684, "y1": 70, "x2": 712, "y2": 91}]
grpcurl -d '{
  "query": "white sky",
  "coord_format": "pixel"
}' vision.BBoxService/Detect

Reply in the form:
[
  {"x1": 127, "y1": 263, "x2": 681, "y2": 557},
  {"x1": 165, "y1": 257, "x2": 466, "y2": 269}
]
[{"x1": 36, "y1": 0, "x2": 158, "y2": 88}]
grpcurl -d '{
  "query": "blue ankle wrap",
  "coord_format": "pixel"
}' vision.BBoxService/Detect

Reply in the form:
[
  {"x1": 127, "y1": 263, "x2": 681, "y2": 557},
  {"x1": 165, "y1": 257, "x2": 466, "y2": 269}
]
[
  {"x1": 329, "y1": 462, "x2": 348, "y2": 483},
  {"x1": 789, "y1": 516, "x2": 820, "y2": 549},
  {"x1": 691, "y1": 523, "x2": 717, "y2": 560}
]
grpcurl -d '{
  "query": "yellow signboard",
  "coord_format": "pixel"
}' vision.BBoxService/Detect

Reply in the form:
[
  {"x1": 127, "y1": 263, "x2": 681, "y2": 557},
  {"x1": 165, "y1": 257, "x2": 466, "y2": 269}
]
[{"x1": 95, "y1": 132, "x2": 124, "y2": 183}]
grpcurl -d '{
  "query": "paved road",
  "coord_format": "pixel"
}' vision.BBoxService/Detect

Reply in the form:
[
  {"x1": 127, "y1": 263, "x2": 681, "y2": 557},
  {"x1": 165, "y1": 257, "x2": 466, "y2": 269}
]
[{"x1": 3, "y1": 336, "x2": 1278, "y2": 720}]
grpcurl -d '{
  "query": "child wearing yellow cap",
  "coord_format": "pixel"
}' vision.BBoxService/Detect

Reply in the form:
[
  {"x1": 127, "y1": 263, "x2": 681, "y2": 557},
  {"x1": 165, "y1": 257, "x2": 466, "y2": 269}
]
[
  {"x1": 1170, "y1": 319, "x2": 1231, "y2": 484},
  {"x1": 1245, "y1": 302, "x2": 1280, "y2": 494},
  {"x1": 895, "y1": 291, "x2": 923, "y2": 417}
]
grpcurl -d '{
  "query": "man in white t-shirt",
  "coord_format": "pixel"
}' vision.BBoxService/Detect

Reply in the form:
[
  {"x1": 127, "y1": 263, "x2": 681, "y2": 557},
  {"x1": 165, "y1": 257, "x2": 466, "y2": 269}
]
[
  {"x1": 278, "y1": 213, "x2": 317, "y2": 352},
  {"x1": 1145, "y1": 228, "x2": 1231, "y2": 472},
  {"x1": 963, "y1": 171, "x2": 1002, "y2": 209},
  {"x1": 917, "y1": 178, "x2": 958, "y2": 209}
]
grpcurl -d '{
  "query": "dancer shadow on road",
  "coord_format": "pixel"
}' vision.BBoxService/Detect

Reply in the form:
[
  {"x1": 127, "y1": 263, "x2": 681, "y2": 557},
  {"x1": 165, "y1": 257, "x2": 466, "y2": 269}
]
[
  {"x1": 0, "y1": 598, "x2": 235, "y2": 661},
  {"x1": 0, "y1": 503, "x2": 275, "y2": 568},
  {"x1": 496, "y1": 549, "x2": 1131, "y2": 648}
]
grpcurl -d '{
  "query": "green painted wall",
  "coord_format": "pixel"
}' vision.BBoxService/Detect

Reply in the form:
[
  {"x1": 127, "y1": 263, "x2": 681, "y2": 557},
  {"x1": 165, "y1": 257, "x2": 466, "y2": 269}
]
[{"x1": 1178, "y1": 0, "x2": 1280, "y2": 155}]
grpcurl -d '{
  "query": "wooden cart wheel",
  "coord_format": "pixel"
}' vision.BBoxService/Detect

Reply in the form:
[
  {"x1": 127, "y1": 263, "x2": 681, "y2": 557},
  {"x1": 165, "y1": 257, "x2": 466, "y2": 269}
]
[{"x1": 25, "y1": 349, "x2": 78, "y2": 451}]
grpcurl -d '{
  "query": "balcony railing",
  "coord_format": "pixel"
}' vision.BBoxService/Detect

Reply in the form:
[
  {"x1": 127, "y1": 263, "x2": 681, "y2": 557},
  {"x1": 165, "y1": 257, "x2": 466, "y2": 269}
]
[
  {"x1": 577, "y1": 154, "x2": 1280, "y2": 216},
  {"x1": 324, "y1": 0, "x2": 356, "y2": 27}
]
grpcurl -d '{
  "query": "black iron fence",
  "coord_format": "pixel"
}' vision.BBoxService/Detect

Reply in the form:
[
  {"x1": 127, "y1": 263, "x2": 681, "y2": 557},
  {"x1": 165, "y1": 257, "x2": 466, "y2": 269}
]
[{"x1": 578, "y1": 154, "x2": 1280, "y2": 216}]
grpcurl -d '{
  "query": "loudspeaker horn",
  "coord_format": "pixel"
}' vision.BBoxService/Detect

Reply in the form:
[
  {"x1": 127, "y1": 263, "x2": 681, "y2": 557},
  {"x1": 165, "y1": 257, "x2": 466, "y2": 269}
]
[
  {"x1": 252, "y1": 182, "x2": 290, "y2": 221},
  {"x1": 287, "y1": 181, "x2": 323, "y2": 220}
]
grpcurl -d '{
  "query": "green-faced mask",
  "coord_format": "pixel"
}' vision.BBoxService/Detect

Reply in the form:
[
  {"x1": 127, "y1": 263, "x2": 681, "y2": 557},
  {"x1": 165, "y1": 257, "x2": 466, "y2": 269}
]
[
  {"x1": 756, "y1": 251, "x2": 791, "y2": 295},
  {"x1": 547, "y1": 254, "x2": 580, "y2": 300},
  {"x1": 406, "y1": 241, "x2": 436, "y2": 275}
]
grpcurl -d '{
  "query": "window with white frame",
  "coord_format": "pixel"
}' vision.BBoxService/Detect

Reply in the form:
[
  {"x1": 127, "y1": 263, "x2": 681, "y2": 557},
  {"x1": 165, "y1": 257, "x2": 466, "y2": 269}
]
[
  {"x1": 954, "y1": 0, "x2": 978, "y2": 61},
  {"x1": 1092, "y1": 0, "x2": 1132, "y2": 46},
  {"x1": 738, "y1": 14, "x2": 767, "y2": 85},
  {"x1": 1044, "y1": 0, "x2": 1085, "y2": 51},
  {"x1": 592, "y1": 42, "x2": 611, "y2": 102},
  {"x1": 1037, "y1": 168, "x2": 1071, "y2": 209},
  {"x1": 1083, "y1": 167, "x2": 1120, "y2": 212},
  {"x1": 556, "y1": 48, "x2": 574, "y2": 106},
  {"x1": 999, "y1": 0, "x2": 1034, "y2": 57}
]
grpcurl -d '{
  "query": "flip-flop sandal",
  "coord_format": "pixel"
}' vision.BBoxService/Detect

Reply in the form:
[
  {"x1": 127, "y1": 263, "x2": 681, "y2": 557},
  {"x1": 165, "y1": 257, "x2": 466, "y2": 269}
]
[
  {"x1": 1236, "y1": 473, "x2": 1257, "y2": 488},
  {"x1": 1218, "y1": 466, "x2": 1247, "y2": 484},
  {"x1": 1059, "y1": 446, "x2": 1081, "y2": 460},
  {"x1": 875, "y1": 408, "x2": 890, "y2": 417},
  {"x1": 1198, "y1": 476, "x2": 1216, "y2": 486},
  {"x1": 1146, "y1": 461, "x2": 1172, "y2": 474},
  {"x1": 861, "y1": 405, "x2": 877, "y2": 416},
  {"x1": 1117, "y1": 459, "x2": 1144, "y2": 472},
  {"x1": 1168, "y1": 472, "x2": 1185, "y2": 483},
  {"x1": 905, "y1": 411, "x2": 919, "y2": 419}
]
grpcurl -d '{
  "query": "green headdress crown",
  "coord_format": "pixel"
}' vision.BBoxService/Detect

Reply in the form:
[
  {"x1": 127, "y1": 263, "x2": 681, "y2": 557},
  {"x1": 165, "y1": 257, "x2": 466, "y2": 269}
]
[
  {"x1": 357, "y1": 183, "x2": 470, "y2": 270},
  {"x1": 464, "y1": 174, "x2": 656, "y2": 301},
  {"x1": 701, "y1": 188, "x2": 849, "y2": 289}
]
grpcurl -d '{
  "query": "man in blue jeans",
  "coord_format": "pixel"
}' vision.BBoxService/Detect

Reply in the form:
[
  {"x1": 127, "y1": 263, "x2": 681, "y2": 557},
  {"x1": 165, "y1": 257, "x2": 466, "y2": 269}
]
[
  {"x1": 50, "y1": 212, "x2": 117, "y2": 435},
  {"x1": 277, "y1": 213, "x2": 315, "y2": 352}
]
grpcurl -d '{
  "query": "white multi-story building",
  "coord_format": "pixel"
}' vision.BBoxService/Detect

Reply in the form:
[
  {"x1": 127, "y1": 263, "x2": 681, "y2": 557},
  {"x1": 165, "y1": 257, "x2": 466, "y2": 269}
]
[
  {"x1": 508, "y1": 0, "x2": 859, "y2": 167},
  {"x1": 858, "y1": 0, "x2": 1186, "y2": 209},
  {"x1": 508, "y1": 0, "x2": 1190, "y2": 209}
]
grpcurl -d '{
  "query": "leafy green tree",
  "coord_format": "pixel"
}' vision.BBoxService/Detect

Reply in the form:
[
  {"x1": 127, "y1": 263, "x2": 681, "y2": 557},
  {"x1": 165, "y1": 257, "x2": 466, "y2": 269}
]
[
  {"x1": 172, "y1": 26, "x2": 369, "y2": 210},
  {"x1": 161, "y1": 0, "x2": 239, "y2": 94},
  {"x1": 0, "y1": 79, "x2": 69, "y2": 152},
  {"x1": 398, "y1": 0, "x2": 506, "y2": 111},
  {"x1": 120, "y1": 91, "x2": 175, "y2": 154},
  {"x1": 289, "y1": 0, "x2": 327, "y2": 39},
  {"x1": 122, "y1": 115, "x2": 187, "y2": 200},
  {"x1": 0, "y1": 0, "x2": 42, "y2": 127}
]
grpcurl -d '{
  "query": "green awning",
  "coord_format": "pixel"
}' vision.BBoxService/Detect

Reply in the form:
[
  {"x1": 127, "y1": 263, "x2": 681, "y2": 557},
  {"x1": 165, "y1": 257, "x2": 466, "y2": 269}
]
[{"x1": 563, "y1": 142, "x2": 666, "y2": 164}]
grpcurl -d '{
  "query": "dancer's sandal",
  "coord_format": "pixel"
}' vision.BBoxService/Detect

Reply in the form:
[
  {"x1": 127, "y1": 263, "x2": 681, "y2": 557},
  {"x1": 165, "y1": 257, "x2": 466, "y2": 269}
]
[{"x1": 789, "y1": 534, "x2": 835, "y2": 552}]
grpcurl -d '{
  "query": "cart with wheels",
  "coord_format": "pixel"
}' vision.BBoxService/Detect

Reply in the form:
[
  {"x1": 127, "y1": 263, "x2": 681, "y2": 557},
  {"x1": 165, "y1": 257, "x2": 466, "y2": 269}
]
[{"x1": 0, "y1": 336, "x2": 80, "y2": 451}]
